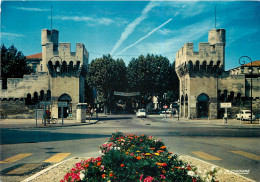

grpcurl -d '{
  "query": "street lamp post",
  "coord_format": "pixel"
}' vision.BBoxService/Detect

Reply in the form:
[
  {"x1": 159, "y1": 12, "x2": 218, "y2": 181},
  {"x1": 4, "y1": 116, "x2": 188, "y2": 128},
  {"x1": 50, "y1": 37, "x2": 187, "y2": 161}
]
[{"x1": 239, "y1": 56, "x2": 253, "y2": 124}]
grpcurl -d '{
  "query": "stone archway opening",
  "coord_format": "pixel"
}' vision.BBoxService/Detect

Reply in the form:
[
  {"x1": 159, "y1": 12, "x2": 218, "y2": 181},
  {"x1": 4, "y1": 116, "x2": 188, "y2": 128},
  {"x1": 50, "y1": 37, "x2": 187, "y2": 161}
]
[
  {"x1": 58, "y1": 93, "x2": 72, "y2": 118},
  {"x1": 181, "y1": 95, "x2": 184, "y2": 117},
  {"x1": 185, "y1": 94, "x2": 188, "y2": 118},
  {"x1": 197, "y1": 93, "x2": 209, "y2": 118}
]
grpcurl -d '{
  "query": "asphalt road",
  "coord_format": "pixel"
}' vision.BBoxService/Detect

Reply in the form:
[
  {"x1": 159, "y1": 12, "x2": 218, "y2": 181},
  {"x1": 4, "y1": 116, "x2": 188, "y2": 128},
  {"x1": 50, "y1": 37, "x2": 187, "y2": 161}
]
[{"x1": 0, "y1": 114, "x2": 259, "y2": 182}]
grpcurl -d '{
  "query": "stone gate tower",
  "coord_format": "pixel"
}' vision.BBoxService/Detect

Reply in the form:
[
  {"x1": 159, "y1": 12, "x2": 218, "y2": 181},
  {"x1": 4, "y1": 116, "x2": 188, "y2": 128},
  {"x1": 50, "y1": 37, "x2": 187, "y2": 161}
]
[
  {"x1": 41, "y1": 29, "x2": 89, "y2": 118},
  {"x1": 175, "y1": 29, "x2": 226, "y2": 119},
  {"x1": 0, "y1": 29, "x2": 88, "y2": 119}
]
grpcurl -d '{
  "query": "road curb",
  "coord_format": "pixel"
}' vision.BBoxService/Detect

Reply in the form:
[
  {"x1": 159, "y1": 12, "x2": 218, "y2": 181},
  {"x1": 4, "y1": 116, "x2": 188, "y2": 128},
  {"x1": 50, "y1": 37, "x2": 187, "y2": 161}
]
[
  {"x1": 21, "y1": 157, "x2": 76, "y2": 182},
  {"x1": 180, "y1": 155, "x2": 256, "y2": 182},
  {"x1": 22, "y1": 155, "x2": 256, "y2": 182}
]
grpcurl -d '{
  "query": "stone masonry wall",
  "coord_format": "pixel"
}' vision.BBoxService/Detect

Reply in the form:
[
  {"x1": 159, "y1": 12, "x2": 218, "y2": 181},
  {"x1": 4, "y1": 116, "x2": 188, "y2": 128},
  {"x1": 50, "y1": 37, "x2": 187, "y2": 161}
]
[
  {"x1": 0, "y1": 100, "x2": 35, "y2": 118},
  {"x1": 50, "y1": 76, "x2": 80, "y2": 118},
  {"x1": 0, "y1": 73, "x2": 49, "y2": 99}
]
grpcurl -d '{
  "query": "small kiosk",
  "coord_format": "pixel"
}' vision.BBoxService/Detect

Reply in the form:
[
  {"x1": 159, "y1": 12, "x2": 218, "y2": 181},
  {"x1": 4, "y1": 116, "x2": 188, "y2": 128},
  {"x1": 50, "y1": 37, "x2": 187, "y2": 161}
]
[{"x1": 77, "y1": 103, "x2": 88, "y2": 123}]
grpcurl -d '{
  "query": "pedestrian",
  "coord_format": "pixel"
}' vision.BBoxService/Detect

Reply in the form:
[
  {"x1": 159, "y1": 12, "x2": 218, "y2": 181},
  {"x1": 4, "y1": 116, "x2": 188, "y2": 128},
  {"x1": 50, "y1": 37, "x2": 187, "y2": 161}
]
[{"x1": 90, "y1": 108, "x2": 94, "y2": 117}]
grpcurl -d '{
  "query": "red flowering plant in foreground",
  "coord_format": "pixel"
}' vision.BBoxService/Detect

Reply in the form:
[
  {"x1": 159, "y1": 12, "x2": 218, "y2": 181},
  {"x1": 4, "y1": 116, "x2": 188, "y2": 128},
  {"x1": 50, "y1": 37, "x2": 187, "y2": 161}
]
[{"x1": 61, "y1": 132, "x2": 218, "y2": 182}]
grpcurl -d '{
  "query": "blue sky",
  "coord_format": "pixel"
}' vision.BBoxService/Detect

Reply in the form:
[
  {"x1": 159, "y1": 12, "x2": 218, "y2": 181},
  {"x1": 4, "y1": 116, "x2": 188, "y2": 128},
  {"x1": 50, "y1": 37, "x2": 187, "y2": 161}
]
[{"x1": 1, "y1": 1, "x2": 260, "y2": 70}]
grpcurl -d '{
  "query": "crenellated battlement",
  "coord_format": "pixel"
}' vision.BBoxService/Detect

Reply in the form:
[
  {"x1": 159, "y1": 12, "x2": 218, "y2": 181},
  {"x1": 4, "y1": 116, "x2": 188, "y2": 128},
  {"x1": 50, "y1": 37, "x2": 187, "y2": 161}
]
[
  {"x1": 176, "y1": 42, "x2": 225, "y2": 68},
  {"x1": 175, "y1": 29, "x2": 225, "y2": 76},
  {"x1": 42, "y1": 29, "x2": 89, "y2": 76}
]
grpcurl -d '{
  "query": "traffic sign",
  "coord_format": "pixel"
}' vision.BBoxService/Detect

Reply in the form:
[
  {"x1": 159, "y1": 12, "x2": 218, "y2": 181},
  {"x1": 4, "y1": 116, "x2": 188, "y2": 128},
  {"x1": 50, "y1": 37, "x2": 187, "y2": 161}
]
[{"x1": 220, "y1": 102, "x2": 232, "y2": 108}]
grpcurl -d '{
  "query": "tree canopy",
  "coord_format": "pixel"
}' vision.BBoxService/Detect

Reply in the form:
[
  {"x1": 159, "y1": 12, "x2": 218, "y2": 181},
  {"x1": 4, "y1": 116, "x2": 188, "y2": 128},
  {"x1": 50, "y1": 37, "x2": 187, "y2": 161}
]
[
  {"x1": 87, "y1": 54, "x2": 179, "y2": 110},
  {"x1": 127, "y1": 54, "x2": 178, "y2": 99},
  {"x1": 87, "y1": 55, "x2": 127, "y2": 107},
  {"x1": 1, "y1": 44, "x2": 32, "y2": 88}
]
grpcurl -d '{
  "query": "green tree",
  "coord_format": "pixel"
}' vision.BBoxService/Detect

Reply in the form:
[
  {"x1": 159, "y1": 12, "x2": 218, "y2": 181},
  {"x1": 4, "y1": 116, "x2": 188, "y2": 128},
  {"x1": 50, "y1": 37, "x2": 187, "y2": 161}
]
[
  {"x1": 1, "y1": 44, "x2": 32, "y2": 89},
  {"x1": 127, "y1": 54, "x2": 169, "y2": 98},
  {"x1": 127, "y1": 54, "x2": 179, "y2": 108},
  {"x1": 87, "y1": 55, "x2": 127, "y2": 113},
  {"x1": 166, "y1": 62, "x2": 179, "y2": 104}
]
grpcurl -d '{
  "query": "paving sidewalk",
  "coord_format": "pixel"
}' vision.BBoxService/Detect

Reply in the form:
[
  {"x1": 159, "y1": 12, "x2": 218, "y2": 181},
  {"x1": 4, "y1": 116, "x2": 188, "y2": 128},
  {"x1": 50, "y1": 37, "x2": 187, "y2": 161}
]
[
  {"x1": 0, "y1": 117, "x2": 99, "y2": 128},
  {"x1": 149, "y1": 114, "x2": 260, "y2": 128}
]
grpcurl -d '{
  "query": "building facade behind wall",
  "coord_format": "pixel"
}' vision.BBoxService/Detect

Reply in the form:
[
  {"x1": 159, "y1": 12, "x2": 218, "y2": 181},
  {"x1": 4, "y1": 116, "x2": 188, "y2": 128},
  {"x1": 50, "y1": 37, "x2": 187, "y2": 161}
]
[
  {"x1": 175, "y1": 28, "x2": 260, "y2": 119},
  {"x1": 1, "y1": 29, "x2": 89, "y2": 119}
]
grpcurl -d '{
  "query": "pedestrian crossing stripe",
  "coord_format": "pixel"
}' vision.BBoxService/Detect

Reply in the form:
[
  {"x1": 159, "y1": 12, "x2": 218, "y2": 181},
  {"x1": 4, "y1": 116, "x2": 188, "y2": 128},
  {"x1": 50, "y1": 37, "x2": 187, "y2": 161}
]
[
  {"x1": 191, "y1": 151, "x2": 222, "y2": 160},
  {"x1": 0, "y1": 153, "x2": 32, "y2": 163},
  {"x1": 43, "y1": 153, "x2": 71, "y2": 163},
  {"x1": 6, "y1": 163, "x2": 43, "y2": 175},
  {"x1": 231, "y1": 151, "x2": 260, "y2": 160}
]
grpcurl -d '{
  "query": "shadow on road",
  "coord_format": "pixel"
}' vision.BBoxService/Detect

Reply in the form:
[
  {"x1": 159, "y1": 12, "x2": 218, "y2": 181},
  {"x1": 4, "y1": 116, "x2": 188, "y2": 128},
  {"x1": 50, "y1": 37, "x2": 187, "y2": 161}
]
[
  {"x1": 0, "y1": 128, "x2": 110, "y2": 145},
  {"x1": 98, "y1": 117, "x2": 133, "y2": 121}
]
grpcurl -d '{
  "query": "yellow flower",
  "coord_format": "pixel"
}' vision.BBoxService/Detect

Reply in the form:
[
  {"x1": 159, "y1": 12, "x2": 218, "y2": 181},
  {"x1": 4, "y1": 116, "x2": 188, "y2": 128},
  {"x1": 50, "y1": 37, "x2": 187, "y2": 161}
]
[
  {"x1": 145, "y1": 153, "x2": 151, "y2": 156},
  {"x1": 126, "y1": 152, "x2": 129, "y2": 155},
  {"x1": 154, "y1": 153, "x2": 160, "y2": 156},
  {"x1": 136, "y1": 150, "x2": 140, "y2": 153}
]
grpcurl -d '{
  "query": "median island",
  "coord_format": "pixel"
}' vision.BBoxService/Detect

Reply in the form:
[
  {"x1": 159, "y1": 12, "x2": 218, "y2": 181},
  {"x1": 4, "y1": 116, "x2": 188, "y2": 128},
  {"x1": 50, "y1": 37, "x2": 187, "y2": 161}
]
[{"x1": 60, "y1": 132, "x2": 218, "y2": 182}]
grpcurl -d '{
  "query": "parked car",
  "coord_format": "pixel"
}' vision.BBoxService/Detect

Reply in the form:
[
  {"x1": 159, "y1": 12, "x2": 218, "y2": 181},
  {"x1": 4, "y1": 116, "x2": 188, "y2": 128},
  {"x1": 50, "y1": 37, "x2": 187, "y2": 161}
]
[
  {"x1": 136, "y1": 109, "x2": 146, "y2": 118},
  {"x1": 236, "y1": 110, "x2": 255, "y2": 121}
]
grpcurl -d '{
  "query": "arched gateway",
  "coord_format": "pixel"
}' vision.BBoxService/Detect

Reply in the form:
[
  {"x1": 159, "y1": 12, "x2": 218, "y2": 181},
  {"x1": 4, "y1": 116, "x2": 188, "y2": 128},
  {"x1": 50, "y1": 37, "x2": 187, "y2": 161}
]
[
  {"x1": 197, "y1": 93, "x2": 209, "y2": 118},
  {"x1": 58, "y1": 93, "x2": 72, "y2": 118}
]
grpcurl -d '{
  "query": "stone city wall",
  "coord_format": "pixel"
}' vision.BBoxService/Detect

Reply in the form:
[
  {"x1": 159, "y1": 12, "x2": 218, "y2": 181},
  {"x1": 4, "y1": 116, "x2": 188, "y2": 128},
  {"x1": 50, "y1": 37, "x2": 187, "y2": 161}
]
[{"x1": 0, "y1": 73, "x2": 49, "y2": 99}]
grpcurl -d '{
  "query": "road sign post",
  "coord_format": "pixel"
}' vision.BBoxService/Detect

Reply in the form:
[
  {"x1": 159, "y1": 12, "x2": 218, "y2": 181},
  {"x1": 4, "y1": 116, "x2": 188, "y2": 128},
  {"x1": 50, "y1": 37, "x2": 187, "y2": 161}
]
[
  {"x1": 39, "y1": 101, "x2": 51, "y2": 126},
  {"x1": 58, "y1": 102, "x2": 67, "y2": 125},
  {"x1": 35, "y1": 105, "x2": 37, "y2": 127},
  {"x1": 164, "y1": 105, "x2": 168, "y2": 119},
  {"x1": 221, "y1": 102, "x2": 232, "y2": 124}
]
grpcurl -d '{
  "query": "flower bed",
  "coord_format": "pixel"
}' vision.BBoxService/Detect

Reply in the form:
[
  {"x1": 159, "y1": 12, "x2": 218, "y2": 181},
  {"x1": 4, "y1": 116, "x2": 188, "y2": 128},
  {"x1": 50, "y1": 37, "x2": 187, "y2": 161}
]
[{"x1": 61, "y1": 132, "x2": 217, "y2": 182}]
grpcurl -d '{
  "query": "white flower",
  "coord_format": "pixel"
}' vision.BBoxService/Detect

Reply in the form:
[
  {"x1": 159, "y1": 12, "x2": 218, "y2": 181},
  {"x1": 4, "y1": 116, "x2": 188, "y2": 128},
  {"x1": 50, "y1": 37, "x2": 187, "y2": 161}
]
[
  {"x1": 211, "y1": 165, "x2": 216, "y2": 171},
  {"x1": 188, "y1": 171, "x2": 195, "y2": 176},
  {"x1": 80, "y1": 171, "x2": 85, "y2": 180}
]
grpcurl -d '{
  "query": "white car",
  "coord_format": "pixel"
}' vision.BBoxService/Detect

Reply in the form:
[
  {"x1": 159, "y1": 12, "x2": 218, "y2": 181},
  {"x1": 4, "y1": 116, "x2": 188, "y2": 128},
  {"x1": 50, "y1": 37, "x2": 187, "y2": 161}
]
[
  {"x1": 236, "y1": 110, "x2": 255, "y2": 121},
  {"x1": 136, "y1": 109, "x2": 146, "y2": 118}
]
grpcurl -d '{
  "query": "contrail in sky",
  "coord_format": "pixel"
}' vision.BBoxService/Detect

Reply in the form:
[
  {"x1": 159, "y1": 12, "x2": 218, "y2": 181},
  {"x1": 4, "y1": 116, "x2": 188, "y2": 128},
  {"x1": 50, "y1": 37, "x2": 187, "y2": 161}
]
[
  {"x1": 110, "y1": 2, "x2": 159, "y2": 55},
  {"x1": 115, "y1": 18, "x2": 173, "y2": 56}
]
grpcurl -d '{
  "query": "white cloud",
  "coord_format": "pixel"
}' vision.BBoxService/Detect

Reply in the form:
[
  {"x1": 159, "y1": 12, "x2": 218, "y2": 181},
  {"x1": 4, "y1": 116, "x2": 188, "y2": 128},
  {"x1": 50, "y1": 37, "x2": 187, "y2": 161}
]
[
  {"x1": 1, "y1": 32, "x2": 24, "y2": 38},
  {"x1": 51, "y1": 15, "x2": 115, "y2": 26},
  {"x1": 157, "y1": 28, "x2": 175, "y2": 35},
  {"x1": 116, "y1": 18, "x2": 173, "y2": 56},
  {"x1": 12, "y1": 6, "x2": 50, "y2": 12},
  {"x1": 110, "y1": 1, "x2": 160, "y2": 55},
  {"x1": 135, "y1": 20, "x2": 211, "y2": 62},
  {"x1": 226, "y1": 27, "x2": 258, "y2": 47},
  {"x1": 162, "y1": 2, "x2": 206, "y2": 18}
]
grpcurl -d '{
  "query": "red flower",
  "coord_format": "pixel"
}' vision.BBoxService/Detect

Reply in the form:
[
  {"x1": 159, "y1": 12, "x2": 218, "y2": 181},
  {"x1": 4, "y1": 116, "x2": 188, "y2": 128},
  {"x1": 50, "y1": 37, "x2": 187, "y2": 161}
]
[
  {"x1": 137, "y1": 156, "x2": 141, "y2": 160},
  {"x1": 102, "y1": 174, "x2": 106, "y2": 178},
  {"x1": 120, "y1": 164, "x2": 125, "y2": 167},
  {"x1": 97, "y1": 162, "x2": 102, "y2": 166},
  {"x1": 140, "y1": 174, "x2": 144, "y2": 181},
  {"x1": 161, "y1": 174, "x2": 166, "y2": 179},
  {"x1": 161, "y1": 163, "x2": 167, "y2": 167},
  {"x1": 144, "y1": 176, "x2": 154, "y2": 182}
]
